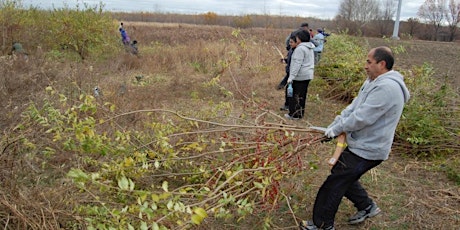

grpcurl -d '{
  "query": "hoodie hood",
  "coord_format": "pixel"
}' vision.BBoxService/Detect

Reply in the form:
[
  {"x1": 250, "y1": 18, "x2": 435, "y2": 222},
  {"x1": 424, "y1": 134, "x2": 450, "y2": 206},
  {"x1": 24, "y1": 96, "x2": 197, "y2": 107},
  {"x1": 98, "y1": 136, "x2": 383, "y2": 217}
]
[
  {"x1": 376, "y1": 70, "x2": 410, "y2": 103},
  {"x1": 299, "y1": 42, "x2": 315, "y2": 49}
]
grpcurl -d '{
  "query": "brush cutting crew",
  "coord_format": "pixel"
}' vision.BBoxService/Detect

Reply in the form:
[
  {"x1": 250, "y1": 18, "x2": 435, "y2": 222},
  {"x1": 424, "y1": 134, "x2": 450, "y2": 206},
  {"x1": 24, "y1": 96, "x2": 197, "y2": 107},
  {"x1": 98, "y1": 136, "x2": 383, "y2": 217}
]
[{"x1": 299, "y1": 46, "x2": 410, "y2": 230}]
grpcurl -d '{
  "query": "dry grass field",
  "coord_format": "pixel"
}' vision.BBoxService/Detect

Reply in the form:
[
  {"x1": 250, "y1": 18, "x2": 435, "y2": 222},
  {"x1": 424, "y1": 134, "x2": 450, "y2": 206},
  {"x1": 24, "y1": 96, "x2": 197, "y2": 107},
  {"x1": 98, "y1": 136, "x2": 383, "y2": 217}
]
[{"x1": 1, "y1": 22, "x2": 459, "y2": 229}]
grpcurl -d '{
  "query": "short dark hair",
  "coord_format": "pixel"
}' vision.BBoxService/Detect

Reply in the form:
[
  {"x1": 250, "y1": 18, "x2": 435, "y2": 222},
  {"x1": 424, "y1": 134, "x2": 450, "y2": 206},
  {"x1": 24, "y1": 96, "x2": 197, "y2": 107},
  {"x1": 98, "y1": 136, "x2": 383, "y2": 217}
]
[
  {"x1": 373, "y1": 46, "x2": 394, "y2": 70},
  {"x1": 294, "y1": 30, "x2": 310, "y2": 42},
  {"x1": 300, "y1": 22, "x2": 309, "y2": 28}
]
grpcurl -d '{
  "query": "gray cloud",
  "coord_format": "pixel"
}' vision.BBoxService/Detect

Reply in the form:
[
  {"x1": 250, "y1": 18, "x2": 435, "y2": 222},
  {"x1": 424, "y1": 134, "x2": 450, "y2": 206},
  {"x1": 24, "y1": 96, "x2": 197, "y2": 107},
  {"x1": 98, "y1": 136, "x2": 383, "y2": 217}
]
[{"x1": 23, "y1": 0, "x2": 425, "y2": 20}]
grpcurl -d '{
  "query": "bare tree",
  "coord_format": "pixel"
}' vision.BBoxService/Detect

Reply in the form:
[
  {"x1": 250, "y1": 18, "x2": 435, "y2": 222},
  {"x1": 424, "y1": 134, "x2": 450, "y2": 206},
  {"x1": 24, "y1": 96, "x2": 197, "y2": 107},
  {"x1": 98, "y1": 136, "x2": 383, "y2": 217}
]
[
  {"x1": 405, "y1": 17, "x2": 421, "y2": 37},
  {"x1": 417, "y1": 0, "x2": 447, "y2": 41},
  {"x1": 337, "y1": 0, "x2": 380, "y2": 34},
  {"x1": 445, "y1": 0, "x2": 460, "y2": 41},
  {"x1": 338, "y1": 0, "x2": 380, "y2": 22}
]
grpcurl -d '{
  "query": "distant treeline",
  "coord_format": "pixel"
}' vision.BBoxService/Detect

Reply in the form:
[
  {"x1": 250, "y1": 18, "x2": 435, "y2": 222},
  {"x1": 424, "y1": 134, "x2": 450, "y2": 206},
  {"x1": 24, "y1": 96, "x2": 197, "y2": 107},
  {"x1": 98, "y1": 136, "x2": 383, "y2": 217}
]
[{"x1": 111, "y1": 12, "x2": 459, "y2": 42}]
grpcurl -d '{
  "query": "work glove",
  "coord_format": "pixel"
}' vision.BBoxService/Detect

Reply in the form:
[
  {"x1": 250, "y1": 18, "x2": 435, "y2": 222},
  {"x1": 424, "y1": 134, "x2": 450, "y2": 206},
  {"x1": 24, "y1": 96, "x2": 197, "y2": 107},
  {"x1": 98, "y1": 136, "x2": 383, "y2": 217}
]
[{"x1": 325, "y1": 127, "x2": 336, "y2": 138}]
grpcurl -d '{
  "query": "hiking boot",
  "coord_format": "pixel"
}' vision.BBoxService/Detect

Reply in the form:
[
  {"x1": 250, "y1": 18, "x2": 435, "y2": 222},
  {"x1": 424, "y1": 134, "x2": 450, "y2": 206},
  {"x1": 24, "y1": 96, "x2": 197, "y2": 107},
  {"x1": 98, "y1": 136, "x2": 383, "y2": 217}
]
[
  {"x1": 299, "y1": 220, "x2": 334, "y2": 230},
  {"x1": 348, "y1": 201, "x2": 381, "y2": 224},
  {"x1": 280, "y1": 105, "x2": 289, "y2": 111}
]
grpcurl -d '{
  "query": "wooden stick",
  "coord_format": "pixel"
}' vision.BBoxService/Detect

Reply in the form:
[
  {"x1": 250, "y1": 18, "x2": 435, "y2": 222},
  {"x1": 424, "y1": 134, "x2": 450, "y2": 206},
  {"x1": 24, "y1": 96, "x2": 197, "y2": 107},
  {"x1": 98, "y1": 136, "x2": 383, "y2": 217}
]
[
  {"x1": 328, "y1": 133, "x2": 346, "y2": 166},
  {"x1": 272, "y1": 45, "x2": 285, "y2": 59}
]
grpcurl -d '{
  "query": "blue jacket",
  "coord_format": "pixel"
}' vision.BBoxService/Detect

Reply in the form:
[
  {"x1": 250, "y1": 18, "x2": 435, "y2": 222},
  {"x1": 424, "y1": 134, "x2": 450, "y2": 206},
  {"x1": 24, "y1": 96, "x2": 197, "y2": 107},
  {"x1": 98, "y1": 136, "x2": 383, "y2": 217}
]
[
  {"x1": 327, "y1": 70, "x2": 410, "y2": 160},
  {"x1": 312, "y1": 33, "x2": 325, "y2": 52}
]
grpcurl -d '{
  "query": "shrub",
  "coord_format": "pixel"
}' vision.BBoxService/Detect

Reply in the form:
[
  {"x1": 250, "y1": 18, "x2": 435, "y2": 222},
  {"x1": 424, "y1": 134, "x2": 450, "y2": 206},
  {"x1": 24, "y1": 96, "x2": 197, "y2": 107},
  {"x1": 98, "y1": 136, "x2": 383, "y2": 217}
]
[
  {"x1": 46, "y1": 3, "x2": 118, "y2": 60},
  {"x1": 313, "y1": 33, "x2": 369, "y2": 102},
  {"x1": 396, "y1": 63, "x2": 460, "y2": 157}
]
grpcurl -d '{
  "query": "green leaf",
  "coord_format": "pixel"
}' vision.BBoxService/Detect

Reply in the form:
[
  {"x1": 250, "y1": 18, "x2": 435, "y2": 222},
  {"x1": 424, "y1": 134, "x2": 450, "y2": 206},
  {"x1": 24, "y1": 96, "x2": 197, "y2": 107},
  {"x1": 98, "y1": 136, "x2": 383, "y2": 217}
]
[
  {"x1": 140, "y1": 222, "x2": 148, "y2": 230},
  {"x1": 118, "y1": 176, "x2": 129, "y2": 190},
  {"x1": 162, "y1": 181, "x2": 168, "y2": 192},
  {"x1": 253, "y1": 182, "x2": 264, "y2": 189},
  {"x1": 67, "y1": 168, "x2": 89, "y2": 182}
]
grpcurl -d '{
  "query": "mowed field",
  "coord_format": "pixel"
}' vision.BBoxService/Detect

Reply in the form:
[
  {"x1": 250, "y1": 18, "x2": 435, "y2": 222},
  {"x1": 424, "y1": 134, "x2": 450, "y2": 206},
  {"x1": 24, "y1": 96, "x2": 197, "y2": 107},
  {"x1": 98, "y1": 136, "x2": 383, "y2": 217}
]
[{"x1": 1, "y1": 22, "x2": 459, "y2": 229}]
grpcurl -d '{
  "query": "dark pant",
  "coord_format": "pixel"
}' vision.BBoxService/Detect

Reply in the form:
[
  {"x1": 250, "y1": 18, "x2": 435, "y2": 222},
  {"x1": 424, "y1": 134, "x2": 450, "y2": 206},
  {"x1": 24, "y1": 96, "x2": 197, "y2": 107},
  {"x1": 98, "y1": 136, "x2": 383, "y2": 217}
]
[
  {"x1": 288, "y1": 80, "x2": 310, "y2": 118},
  {"x1": 312, "y1": 148, "x2": 382, "y2": 228}
]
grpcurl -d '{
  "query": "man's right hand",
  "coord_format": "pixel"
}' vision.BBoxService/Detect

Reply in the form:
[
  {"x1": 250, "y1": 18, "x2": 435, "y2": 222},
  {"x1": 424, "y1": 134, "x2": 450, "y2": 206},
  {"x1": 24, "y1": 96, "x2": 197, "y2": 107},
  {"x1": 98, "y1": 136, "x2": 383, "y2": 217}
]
[{"x1": 325, "y1": 127, "x2": 336, "y2": 138}]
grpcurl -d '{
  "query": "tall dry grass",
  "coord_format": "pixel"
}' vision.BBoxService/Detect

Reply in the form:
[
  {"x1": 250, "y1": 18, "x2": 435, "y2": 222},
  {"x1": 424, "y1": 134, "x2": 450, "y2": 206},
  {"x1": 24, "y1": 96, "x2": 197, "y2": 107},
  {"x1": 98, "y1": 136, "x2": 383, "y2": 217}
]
[
  {"x1": 1, "y1": 22, "x2": 330, "y2": 229},
  {"x1": 1, "y1": 22, "x2": 459, "y2": 229}
]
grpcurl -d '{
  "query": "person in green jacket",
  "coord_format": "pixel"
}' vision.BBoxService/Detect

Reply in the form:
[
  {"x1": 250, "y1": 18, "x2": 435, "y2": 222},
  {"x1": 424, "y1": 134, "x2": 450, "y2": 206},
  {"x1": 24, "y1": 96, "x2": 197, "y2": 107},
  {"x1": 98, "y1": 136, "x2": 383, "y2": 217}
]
[{"x1": 11, "y1": 42, "x2": 26, "y2": 54}]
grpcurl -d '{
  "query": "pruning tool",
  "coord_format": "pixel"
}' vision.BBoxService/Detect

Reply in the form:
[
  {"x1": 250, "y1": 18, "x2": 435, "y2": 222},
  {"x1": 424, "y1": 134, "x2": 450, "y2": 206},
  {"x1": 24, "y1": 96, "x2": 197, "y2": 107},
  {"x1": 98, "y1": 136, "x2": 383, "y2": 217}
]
[
  {"x1": 309, "y1": 126, "x2": 346, "y2": 166},
  {"x1": 272, "y1": 45, "x2": 285, "y2": 60}
]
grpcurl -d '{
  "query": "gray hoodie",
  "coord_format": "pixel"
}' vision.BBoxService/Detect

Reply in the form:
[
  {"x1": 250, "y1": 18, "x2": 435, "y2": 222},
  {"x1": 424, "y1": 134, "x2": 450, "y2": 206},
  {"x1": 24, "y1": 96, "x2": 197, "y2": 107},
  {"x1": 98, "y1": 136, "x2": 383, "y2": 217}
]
[
  {"x1": 327, "y1": 70, "x2": 410, "y2": 160},
  {"x1": 288, "y1": 42, "x2": 315, "y2": 82}
]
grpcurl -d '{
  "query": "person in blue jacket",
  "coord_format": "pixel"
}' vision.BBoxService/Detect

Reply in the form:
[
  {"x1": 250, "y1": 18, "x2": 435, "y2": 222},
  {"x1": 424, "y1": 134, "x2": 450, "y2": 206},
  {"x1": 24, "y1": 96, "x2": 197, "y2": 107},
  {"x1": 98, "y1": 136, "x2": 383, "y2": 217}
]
[
  {"x1": 299, "y1": 46, "x2": 410, "y2": 230},
  {"x1": 312, "y1": 29, "x2": 325, "y2": 65}
]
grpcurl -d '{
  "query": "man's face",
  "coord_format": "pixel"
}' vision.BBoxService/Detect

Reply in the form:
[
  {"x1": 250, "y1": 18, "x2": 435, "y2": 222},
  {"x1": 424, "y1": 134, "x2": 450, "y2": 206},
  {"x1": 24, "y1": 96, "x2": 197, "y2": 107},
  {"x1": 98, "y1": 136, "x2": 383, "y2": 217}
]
[{"x1": 365, "y1": 50, "x2": 384, "y2": 80}]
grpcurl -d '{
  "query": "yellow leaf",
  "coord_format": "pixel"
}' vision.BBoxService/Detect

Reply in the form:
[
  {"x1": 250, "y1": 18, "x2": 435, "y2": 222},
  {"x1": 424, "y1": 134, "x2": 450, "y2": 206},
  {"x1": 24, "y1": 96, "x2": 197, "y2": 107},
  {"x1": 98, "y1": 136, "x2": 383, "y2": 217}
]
[
  {"x1": 124, "y1": 157, "x2": 134, "y2": 167},
  {"x1": 193, "y1": 207, "x2": 208, "y2": 218},
  {"x1": 191, "y1": 214, "x2": 204, "y2": 225},
  {"x1": 151, "y1": 194, "x2": 160, "y2": 202}
]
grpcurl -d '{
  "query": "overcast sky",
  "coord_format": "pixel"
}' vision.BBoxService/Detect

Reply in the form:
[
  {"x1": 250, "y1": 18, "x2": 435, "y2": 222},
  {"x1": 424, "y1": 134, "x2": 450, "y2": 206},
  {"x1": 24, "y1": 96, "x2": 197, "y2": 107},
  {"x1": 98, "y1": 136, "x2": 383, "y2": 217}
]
[{"x1": 23, "y1": 0, "x2": 425, "y2": 21}]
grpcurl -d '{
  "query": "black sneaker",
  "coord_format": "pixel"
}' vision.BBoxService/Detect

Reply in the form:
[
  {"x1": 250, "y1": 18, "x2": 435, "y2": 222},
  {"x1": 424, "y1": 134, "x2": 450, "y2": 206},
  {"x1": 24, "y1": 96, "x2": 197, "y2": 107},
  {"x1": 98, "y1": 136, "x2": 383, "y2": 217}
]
[
  {"x1": 348, "y1": 201, "x2": 381, "y2": 224},
  {"x1": 299, "y1": 220, "x2": 334, "y2": 230},
  {"x1": 284, "y1": 114, "x2": 300, "y2": 120}
]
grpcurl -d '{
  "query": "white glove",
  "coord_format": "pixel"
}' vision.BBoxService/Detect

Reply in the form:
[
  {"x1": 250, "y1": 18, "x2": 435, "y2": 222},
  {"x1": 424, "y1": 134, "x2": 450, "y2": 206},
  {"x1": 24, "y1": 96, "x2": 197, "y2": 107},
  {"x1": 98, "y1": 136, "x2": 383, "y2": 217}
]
[
  {"x1": 325, "y1": 127, "x2": 336, "y2": 138},
  {"x1": 287, "y1": 79, "x2": 293, "y2": 84}
]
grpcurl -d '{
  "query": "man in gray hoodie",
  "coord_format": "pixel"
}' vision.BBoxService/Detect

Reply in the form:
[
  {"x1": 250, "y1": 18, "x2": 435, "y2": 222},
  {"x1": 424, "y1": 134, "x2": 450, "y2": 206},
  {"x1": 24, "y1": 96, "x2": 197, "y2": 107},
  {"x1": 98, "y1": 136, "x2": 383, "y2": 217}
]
[{"x1": 300, "y1": 46, "x2": 410, "y2": 230}]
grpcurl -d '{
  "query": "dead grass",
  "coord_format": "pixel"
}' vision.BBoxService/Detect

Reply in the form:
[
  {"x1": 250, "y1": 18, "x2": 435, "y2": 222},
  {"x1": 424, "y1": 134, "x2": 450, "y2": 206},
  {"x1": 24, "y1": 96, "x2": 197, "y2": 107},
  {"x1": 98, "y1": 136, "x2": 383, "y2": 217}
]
[{"x1": 1, "y1": 22, "x2": 459, "y2": 229}]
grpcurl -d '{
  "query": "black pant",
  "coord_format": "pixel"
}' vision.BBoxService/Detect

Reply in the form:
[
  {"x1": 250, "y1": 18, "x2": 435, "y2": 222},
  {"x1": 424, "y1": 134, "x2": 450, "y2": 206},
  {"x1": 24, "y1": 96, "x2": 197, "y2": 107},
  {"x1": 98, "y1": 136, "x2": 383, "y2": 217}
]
[
  {"x1": 312, "y1": 148, "x2": 382, "y2": 228},
  {"x1": 288, "y1": 80, "x2": 310, "y2": 118}
]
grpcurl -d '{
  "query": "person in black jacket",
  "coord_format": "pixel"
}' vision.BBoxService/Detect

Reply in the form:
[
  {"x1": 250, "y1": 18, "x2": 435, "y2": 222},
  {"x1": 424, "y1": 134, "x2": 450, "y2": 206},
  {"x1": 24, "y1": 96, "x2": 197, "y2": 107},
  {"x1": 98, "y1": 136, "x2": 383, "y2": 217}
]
[
  {"x1": 277, "y1": 34, "x2": 298, "y2": 110},
  {"x1": 285, "y1": 22, "x2": 309, "y2": 51}
]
